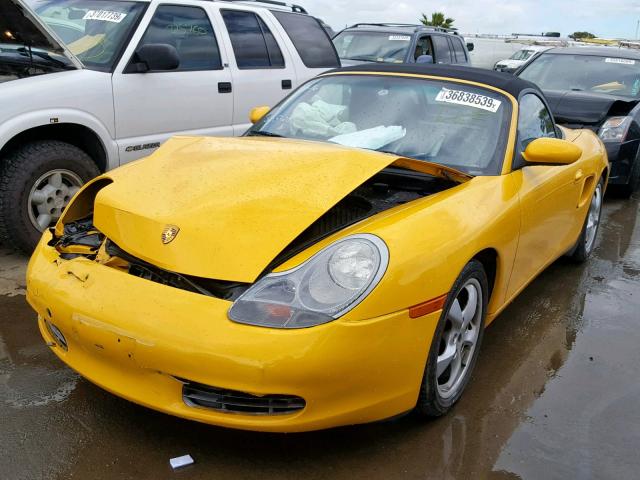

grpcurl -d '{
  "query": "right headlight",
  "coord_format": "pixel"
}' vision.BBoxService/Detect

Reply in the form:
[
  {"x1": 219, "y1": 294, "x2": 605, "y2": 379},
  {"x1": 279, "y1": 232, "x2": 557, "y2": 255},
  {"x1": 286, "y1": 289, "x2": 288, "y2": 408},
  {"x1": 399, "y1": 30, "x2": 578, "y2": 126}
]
[
  {"x1": 598, "y1": 116, "x2": 633, "y2": 142},
  {"x1": 228, "y1": 234, "x2": 389, "y2": 329}
]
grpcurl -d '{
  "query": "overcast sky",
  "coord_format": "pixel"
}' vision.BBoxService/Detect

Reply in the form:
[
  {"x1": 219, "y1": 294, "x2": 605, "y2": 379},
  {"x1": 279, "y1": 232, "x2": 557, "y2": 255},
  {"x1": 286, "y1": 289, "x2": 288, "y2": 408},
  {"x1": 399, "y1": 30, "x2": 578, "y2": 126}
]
[{"x1": 299, "y1": 0, "x2": 640, "y2": 39}]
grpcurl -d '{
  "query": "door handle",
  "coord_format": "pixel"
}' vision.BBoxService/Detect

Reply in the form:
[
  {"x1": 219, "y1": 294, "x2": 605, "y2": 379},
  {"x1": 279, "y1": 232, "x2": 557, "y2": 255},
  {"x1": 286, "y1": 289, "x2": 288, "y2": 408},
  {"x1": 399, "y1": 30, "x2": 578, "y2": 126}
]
[
  {"x1": 218, "y1": 82, "x2": 232, "y2": 94},
  {"x1": 574, "y1": 169, "x2": 584, "y2": 182},
  {"x1": 281, "y1": 79, "x2": 292, "y2": 90}
]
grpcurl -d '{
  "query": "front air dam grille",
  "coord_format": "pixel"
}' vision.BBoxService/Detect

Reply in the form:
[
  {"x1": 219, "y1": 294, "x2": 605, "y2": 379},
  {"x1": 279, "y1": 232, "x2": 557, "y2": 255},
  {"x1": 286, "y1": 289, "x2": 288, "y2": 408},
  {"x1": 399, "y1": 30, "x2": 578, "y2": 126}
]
[{"x1": 182, "y1": 381, "x2": 306, "y2": 415}]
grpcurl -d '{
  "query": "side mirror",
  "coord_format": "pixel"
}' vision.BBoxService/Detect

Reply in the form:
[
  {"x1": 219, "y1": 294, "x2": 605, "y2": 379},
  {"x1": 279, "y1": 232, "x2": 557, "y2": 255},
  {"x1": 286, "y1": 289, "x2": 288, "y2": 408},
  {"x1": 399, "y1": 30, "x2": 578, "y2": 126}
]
[
  {"x1": 128, "y1": 44, "x2": 179, "y2": 73},
  {"x1": 250, "y1": 106, "x2": 270, "y2": 124},
  {"x1": 522, "y1": 138, "x2": 582, "y2": 165},
  {"x1": 466, "y1": 42, "x2": 475, "y2": 52},
  {"x1": 416, "y1": 54, "x2": 434, "y2": 64}
]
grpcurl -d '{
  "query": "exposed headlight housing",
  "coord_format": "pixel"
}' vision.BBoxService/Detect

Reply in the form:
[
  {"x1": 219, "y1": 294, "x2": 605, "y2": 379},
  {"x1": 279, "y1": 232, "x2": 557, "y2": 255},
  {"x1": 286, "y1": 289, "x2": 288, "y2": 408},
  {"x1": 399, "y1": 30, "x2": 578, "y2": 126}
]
[
  {"x1": 598, "y1": 116, "x2": 633, "y2": 142},
  {"x1": 228, "y1": 234, "x2": 389, "y2": 329}
]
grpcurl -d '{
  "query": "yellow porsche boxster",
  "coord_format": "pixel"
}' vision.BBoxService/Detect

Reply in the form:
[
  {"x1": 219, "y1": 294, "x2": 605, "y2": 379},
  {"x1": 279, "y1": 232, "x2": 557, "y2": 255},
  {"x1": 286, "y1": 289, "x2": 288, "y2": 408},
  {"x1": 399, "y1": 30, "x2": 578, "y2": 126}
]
[{"x1": 26, "y1": 65, "x2": 608, "y2": 432}]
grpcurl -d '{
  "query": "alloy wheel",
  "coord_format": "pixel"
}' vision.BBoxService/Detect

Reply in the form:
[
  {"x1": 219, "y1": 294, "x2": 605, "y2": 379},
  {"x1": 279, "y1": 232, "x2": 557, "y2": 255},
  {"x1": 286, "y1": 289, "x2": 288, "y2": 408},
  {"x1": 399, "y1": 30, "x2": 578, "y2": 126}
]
[
  {"x1": 28, "y1": 169, "x2": 83, "y2": 231},
  {"x1": 436, "y1": 278, "x2": 483, "y2": 399},
  {"x1": 584, "y1": 182, "x2": 602, "y2": 254}
]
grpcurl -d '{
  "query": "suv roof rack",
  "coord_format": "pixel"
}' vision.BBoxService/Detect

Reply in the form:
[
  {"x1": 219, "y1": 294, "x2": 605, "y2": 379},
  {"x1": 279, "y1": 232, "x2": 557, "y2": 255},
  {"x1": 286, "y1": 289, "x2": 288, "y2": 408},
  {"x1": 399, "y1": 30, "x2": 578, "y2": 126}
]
[
  {"x1": 219, "y1": 0, "x2": 307, "y2": 13},
  {"x1": 349, "y1": 23, "x2": 422, "y2": 28},
  {"x1": 347, "y1": 23, "x2": 459, "y2": 34}
]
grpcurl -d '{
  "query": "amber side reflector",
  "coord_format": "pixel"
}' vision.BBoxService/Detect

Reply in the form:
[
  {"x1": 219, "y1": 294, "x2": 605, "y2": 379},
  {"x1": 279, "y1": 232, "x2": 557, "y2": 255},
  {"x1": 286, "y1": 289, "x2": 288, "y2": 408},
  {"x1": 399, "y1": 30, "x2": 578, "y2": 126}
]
[{"x1": 409, "y1": 293, "x2": 448, "y2": 318}]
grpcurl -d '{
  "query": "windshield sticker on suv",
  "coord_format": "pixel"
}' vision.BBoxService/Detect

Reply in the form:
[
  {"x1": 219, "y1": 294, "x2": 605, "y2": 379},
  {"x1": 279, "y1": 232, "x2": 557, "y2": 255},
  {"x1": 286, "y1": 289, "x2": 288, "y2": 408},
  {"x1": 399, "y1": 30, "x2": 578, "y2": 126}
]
[
  {"x1": 605, "y1": 57, "x2": 635, "y2": 65},
  {"x1": 435, "y1": 88, "x2": 502, "y2": 113},
  {"x1": 388, "y1": 35, "x2": 411, "y2": 41},
  {"x1": 83, "y1": 10, "x2": 127, "y2": 23}
]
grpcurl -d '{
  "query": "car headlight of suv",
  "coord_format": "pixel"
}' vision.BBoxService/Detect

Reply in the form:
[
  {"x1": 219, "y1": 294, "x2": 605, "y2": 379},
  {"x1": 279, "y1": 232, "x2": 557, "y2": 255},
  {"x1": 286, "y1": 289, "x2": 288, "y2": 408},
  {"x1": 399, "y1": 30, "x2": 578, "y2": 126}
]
[
  {"x1": 598, "y1": 116, "x2": 633, "y2": 142},
  {"x1": 228, "y1": 234, "x2": 389, "y2": 329}
]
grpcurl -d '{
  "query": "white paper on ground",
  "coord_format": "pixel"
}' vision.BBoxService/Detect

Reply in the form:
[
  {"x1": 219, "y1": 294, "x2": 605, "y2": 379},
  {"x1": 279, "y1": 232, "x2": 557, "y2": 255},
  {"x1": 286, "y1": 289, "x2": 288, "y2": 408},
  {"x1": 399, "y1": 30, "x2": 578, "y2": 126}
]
[
  {"x1": 170, "y1": 455, "x2": 194, "y2": 470},
  {"x1": 329, "y1": 125, "x2": 406, "y2": 150}
]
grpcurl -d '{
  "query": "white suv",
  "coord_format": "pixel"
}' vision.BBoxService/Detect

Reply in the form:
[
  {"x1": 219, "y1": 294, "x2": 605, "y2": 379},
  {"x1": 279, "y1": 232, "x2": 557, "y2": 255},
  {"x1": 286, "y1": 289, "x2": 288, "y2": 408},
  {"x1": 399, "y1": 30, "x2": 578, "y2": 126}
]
[{"x1": 0, "y1": 0, "x2": 339, "y2": 252}]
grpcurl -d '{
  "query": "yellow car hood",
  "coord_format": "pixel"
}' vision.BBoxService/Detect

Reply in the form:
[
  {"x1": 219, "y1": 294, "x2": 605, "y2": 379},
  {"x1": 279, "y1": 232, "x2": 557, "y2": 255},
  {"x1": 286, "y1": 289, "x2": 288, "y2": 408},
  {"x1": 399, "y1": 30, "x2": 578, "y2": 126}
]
[{"x1": 93, "y1": 136, "x2": 469, "y2": 282}]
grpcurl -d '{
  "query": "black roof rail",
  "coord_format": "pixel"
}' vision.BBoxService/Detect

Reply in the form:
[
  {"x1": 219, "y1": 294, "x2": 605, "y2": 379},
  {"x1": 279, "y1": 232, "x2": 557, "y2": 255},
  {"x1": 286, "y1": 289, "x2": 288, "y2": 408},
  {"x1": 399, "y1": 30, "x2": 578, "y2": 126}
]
[
  {"x1": 349, "y1": 22, "x2": 423, "y2": 28},
  {"x1": 432, "y1": 26, "x2": 459, "y2": 34},
  {"x1": 219, "y1": 0, "x2": 307, "y2": 13},
  {"x1": 347, "y1": 23, "x2": 459, "y2": 35}
]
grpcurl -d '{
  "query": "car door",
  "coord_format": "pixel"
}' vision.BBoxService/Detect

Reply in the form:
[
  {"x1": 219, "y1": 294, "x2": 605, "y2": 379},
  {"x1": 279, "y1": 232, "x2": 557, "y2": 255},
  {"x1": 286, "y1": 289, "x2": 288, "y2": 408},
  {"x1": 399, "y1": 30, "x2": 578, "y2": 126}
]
[
  {"x1": 112, "y1": 2, "x2": 234, "y2": 164},
  {"x1": 507, "y1": 93, "x2": 587, "y2": 297},
  {"x1": 431, "y1": 34, "x2": 453, "y2": 64},
  {"x1": 217, "y1": 8, "x2": 296, "y2": 135}
]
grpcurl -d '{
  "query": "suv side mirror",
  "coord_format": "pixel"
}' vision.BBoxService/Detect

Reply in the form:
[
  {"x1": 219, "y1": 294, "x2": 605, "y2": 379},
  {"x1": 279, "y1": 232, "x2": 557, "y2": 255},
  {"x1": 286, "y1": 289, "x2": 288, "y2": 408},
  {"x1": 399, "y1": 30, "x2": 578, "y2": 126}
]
[
  {"x1": 128, "y1": 44, "x2": 180, "y2": 73},
  {"x1": 250, "y1": 106, "x2": 270, "y2": 124},
  {"x1": 522, "y1": 138, "x2": 582, "y2": 165},
  {"x1": 466, "y1": 42, "x2": 474, "y2": 52},
  {"x1": 416, "y1": 54, "x2": 434, "y2": 64}
]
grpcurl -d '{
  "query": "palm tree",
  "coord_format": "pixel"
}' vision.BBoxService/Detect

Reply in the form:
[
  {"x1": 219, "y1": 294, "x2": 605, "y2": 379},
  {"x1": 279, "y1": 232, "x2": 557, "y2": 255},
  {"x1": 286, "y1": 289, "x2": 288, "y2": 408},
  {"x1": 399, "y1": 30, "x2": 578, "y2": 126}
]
[{"x1": 420, "y1": 12, "x2": 455, "y2": 29}]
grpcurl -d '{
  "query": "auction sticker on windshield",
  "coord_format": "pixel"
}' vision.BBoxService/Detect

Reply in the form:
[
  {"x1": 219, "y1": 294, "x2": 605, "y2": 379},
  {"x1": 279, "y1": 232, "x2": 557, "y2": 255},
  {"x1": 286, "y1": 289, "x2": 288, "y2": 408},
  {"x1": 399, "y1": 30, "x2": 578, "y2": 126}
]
[
  {"x1": 435, "y1": 88, "x2": 501, "y2": 112},
  {"x1": 83, "y1": 10, "x2": 127, "y2": 23},
  {"x1": 605, "y1": 58, "x2": 635, "y2": 65},
  {"x1": 389, "y1": 35, "x2": 411, "y2": 41}
]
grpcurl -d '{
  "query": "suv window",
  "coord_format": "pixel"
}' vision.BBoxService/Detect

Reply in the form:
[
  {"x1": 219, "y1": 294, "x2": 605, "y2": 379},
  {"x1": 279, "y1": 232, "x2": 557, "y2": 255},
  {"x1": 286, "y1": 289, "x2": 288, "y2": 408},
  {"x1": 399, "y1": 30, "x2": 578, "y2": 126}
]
[
  {"x1": 36, "y1": 0, "x2": 146, "y2": 72},
  {"x1": 136, "y1": 5, "x2": 222, "y2": 71},
  {"x1": 431, "y1": 35, "x2": 452, "y2": 64},
  {"x1": 451, "y1": 37, "x2": 466, "y2": 63},
  {"x1": 413, "y1": 36, "x2": 433, "y2": 61},
  {"x1": 271, "y1": 11, "x2": 339, "y2": 68},
  {"x1": 221, "y1": 10, "x2": 285, "y2": 69}
]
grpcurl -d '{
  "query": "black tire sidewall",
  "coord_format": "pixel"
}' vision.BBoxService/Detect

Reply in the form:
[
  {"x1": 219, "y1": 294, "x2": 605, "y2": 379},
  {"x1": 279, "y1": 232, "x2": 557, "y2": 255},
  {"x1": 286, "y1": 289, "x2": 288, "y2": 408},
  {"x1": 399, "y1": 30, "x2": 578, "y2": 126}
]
[
  {"x1": 0, "y1": 141, "x2": 99, "y2": 253},
  {"x1": 416, "y1": 260, "x2": 489, "y2": 417}
]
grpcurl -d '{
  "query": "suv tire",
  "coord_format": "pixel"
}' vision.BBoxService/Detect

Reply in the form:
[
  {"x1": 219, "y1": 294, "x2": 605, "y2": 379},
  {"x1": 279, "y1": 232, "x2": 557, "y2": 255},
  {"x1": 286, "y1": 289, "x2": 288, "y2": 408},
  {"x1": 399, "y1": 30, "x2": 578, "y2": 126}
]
[{"x1": 0, "y1": 140, "x2": 100, "y2": 253}]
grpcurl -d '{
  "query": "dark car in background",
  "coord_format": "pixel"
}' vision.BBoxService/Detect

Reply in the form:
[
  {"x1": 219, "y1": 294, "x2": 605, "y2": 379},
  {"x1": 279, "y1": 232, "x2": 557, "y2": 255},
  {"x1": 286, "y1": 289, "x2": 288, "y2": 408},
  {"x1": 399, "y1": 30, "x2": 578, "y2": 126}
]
[
  {"x1": 333, "y1": 23, "x2": 473, "y2": 66},
  {"x1": 517, "y1": 47, "x2": 640, "y2": 196}
]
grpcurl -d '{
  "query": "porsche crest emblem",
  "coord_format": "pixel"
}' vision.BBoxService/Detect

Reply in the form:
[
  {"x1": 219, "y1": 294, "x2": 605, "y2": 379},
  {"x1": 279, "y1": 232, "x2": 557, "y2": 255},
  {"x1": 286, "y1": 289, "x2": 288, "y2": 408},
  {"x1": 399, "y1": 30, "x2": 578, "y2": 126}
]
[{"x1": 161, "y1": 225, "x2": 180, "y2": 244}]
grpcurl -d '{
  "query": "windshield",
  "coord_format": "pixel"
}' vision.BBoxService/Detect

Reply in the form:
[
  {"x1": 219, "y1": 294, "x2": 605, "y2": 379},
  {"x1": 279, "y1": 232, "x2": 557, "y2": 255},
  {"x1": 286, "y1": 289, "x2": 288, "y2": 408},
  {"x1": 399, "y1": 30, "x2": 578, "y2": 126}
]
[
  {"x1": 248, "y1": 75, "x2": 511, "y2": 175},
  {"x1": 0, "y1": 0, "x2": 78, "y2": 81},
  {"x1": 332, "y1": 31, "x2": 411, "y2": 63},
  {"x1": 519, "y1": 53, "x2": 640, "y2": 98},
  {"x1": 34, "y1": 0, "x2": 145, "y2": 71},
  {"x1": 510, "y1": 49, "x2": 534, "y2": 61}
]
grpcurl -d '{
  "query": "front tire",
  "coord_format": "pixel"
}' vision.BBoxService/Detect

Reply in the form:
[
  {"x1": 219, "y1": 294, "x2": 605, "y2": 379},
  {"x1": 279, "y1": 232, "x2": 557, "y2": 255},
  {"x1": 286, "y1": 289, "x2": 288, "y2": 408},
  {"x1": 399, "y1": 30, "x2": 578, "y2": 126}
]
[
  {"x1": 0, "y1": 140, "x2": 100, "y2": 253},
  {"x1": 415, "y1": 260, "x2": 488, "y2": 417}
]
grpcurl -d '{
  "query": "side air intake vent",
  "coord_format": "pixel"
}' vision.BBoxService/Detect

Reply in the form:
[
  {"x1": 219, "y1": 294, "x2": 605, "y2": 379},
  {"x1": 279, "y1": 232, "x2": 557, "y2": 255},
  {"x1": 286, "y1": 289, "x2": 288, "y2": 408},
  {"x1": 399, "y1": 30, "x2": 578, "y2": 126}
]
[{"x1": 182, "y1": 381, "x2": 305, "y2": 415}]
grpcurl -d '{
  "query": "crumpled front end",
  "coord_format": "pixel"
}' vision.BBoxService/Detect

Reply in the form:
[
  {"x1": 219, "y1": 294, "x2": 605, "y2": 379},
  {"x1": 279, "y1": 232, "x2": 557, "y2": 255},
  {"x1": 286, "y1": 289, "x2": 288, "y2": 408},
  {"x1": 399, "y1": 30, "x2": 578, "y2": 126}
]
[
  {"x1": 26, "y1": 230, "x2": 438, "y2": 431},
  {"x1": 24, "y1": 135, "x2": 469, "y2": 430}
]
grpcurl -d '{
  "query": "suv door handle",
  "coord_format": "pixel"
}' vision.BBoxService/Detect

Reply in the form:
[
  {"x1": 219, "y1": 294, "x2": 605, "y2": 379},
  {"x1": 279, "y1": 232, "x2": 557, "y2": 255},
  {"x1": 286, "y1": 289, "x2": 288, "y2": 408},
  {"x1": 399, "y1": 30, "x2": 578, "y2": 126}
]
[
  {"x1": 218, "y1": 82, "x2": 232, "y2": 94},
  {"x1": 281, "y1": 79, "x2": 292, "y2": 90}
]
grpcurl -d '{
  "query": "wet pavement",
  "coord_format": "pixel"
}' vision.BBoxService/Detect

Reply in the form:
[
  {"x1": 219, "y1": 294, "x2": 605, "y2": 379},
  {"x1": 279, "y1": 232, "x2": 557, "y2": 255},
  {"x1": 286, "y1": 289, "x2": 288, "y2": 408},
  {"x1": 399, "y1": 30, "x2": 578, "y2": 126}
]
[{"x1": 1, "y1": 193, "x2": 639, "y2": 480}]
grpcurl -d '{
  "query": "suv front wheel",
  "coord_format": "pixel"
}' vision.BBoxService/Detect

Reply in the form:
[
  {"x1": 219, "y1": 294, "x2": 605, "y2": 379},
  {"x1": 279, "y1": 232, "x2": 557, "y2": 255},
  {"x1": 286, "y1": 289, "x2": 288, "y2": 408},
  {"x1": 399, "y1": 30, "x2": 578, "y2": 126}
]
[{"x1": 0, "y1": 140, "x2": 100, "y2": 253}]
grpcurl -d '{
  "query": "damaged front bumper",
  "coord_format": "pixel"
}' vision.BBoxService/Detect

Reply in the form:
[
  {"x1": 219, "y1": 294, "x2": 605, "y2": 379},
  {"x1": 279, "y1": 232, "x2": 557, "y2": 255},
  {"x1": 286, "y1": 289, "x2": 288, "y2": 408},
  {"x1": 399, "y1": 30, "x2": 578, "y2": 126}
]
[{"x1": 26, "y1": 231, "x2": 440, "y2": 432}]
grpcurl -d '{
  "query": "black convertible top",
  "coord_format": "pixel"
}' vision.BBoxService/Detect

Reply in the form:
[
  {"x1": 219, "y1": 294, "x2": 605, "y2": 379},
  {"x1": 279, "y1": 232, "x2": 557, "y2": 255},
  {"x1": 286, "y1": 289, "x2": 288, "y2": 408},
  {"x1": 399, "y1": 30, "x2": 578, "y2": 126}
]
[{"x1": 329, "y1": 63, "x2": 541, "y2": 98}]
